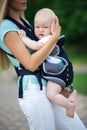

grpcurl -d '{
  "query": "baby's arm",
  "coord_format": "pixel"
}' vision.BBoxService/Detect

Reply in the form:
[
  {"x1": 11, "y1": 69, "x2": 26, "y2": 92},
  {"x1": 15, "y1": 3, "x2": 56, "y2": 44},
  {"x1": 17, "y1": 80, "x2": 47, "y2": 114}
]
[
  {"x1": 18, "y1": 29, "x2": 44, "y2": 50},
  {"x1": 20, "y1": 36, "x2": 44, "y2": 50}
]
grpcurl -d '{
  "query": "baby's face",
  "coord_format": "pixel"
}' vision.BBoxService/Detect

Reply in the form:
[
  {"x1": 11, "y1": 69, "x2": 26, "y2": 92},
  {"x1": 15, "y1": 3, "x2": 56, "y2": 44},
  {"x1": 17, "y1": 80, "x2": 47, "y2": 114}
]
[{"x1": 34, "y1": 17, "x2": 52, "y2": 39}]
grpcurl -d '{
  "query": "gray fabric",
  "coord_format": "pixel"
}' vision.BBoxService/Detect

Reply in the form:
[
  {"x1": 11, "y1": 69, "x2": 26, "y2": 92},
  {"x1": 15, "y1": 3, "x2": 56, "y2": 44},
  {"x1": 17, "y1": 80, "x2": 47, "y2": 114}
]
[
  {"x1": 42, "y1": 75, "x2": 66, "y2": 88},
  {"x1": 43, "y1": 62, "x2": 64, "y2": 75},
  {"x1": 42, "y1": 56, "x2": 69, "y2": 88},
  {"x1": 50, "y1": 45, "x2": 60, "y2": 56}
]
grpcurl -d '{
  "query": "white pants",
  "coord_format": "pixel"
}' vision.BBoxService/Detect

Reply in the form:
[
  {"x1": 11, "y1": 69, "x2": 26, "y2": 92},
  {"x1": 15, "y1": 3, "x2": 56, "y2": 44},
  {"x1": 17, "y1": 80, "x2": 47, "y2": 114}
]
[{"x1": 18, "y1": 80, "x2": 86, "y2": 130}]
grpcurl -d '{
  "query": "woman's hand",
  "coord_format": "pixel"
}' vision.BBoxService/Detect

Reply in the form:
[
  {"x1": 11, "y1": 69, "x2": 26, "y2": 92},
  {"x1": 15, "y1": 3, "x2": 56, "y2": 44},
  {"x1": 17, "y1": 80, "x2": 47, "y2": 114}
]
[{"x1": 51, "y1": 16, "x2": 61, "y2": 39}]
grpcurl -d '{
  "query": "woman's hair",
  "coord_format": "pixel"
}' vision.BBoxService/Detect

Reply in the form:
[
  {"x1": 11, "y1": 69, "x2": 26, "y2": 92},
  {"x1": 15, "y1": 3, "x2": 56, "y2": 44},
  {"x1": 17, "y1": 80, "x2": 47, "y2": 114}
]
[
  {"x1": 0, "y1": 0, "x2": 25, "y2": 70},
  {"x1": 0, "y1": 0, "x2": 9, "y2": 70},
  {"x1": 0, "y1": 0, "x2": 8, "y2": 22}
]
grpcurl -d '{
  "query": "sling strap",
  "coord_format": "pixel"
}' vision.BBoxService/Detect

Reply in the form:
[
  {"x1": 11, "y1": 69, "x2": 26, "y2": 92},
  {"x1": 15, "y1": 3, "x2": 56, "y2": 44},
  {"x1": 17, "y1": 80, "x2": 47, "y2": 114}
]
[
  {"x1": 4, "y1": 17, "x2": 43, "y2": 98},
  {"x1": 15, "y1": 67, "x2": 42, "y2": 98},
  {"x1": 4, "y1": 50, "x2": 43, "y2": 98}
]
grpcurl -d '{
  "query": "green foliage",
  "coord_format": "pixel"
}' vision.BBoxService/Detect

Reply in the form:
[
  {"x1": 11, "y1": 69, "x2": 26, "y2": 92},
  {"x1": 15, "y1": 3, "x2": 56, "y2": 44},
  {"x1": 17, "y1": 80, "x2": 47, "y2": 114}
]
[
  {"x1": 73, "y1": 72, "x2": 87, "y2": 95},
  {"x1": 25, "y1": 1, "x2": 87, "y2": 95},
  {"x1": 65, "y1": 44, "x2": 87, "y2": 65},
  {"x1": 25, "y1": 0, "x2": 87, "y2": 46}
]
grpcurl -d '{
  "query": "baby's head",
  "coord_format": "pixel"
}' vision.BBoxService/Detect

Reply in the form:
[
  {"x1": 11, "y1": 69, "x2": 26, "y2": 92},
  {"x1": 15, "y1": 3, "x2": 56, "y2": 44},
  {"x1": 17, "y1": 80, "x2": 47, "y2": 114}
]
[{"x1": 34, "y1": 8, "x2": 58, "y2": 39}]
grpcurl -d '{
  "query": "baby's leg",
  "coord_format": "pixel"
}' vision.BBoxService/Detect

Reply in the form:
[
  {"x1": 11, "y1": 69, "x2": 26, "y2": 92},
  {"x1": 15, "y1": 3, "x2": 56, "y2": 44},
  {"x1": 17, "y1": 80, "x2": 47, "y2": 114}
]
[
  {"x1": 68, "y1": 89, "x2": 77, "y2": 103},
  {"x1": 46, "y1": 81, "x2": 75, "y2": 118},
  {"x1": 53, "y1": 104, "x2": 87, "y2": 130},
  {"x1": 61, "y1": 88, "x2": 77, "y2": 103}
]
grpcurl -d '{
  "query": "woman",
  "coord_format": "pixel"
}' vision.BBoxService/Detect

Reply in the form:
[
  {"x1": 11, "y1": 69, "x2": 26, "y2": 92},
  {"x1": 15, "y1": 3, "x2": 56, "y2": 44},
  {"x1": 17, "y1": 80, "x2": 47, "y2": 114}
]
[{"x1": 0, "y1": 0, "x2": 86, "y2": 130}]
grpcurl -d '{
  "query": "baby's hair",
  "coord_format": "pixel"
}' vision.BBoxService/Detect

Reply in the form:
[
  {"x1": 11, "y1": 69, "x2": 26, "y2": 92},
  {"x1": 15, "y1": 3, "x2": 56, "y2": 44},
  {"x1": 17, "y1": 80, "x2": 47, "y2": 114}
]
[
  {"x1": 35, "y1": 8, "x2": 55, "y2": 17},
  {"x1": 34, "y1": 8, "x2": 56, "y2": 22}
]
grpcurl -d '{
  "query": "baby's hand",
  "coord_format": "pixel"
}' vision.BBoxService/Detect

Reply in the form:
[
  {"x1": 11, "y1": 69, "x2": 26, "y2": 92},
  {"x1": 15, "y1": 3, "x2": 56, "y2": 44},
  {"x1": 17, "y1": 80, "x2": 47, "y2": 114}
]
[{"x1": 18, "y1": 29, "x2": 26, "y2": 38}]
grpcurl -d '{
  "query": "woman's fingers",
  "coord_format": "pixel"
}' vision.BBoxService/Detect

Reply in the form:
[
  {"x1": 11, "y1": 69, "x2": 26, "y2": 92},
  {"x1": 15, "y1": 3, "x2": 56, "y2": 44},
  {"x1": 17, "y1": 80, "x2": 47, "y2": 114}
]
[{"x1": 51, "y1": 16, "x2": 61, "y2": 37}]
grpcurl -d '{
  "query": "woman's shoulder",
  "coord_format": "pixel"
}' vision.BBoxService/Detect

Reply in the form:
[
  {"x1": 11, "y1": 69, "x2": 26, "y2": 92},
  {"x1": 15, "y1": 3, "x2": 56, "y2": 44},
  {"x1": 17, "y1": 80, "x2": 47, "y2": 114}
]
[
  {"x1": 0, "y1": 19, "x2": 18, "y2": 40},
  {"x1": 0, "y1": 19, "x2": 18, "y2": 30}
]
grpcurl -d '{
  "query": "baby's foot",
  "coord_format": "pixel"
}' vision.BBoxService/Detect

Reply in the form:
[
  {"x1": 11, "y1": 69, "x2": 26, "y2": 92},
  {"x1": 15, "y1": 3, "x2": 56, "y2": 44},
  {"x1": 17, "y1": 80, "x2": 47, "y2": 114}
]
[
  {"x1": 68, "y1": 89, "x2": 77, "y2": 103},
  {"x1": 66, "y1": 103, "x2": 75, "y2": 118}
]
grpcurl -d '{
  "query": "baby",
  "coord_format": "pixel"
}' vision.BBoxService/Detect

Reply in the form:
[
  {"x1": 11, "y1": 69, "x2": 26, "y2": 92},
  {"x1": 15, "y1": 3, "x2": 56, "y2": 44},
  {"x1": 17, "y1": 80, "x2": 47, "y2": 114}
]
[{"x1": 18, "y1": 8, "x2": 77, "y2": 118}]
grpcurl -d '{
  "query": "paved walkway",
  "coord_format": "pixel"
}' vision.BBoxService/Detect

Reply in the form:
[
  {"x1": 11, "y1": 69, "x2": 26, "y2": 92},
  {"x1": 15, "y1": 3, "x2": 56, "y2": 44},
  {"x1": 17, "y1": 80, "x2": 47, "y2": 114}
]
[{"x1": 0, "y1": 66, "x2": 87, "y2": 130}]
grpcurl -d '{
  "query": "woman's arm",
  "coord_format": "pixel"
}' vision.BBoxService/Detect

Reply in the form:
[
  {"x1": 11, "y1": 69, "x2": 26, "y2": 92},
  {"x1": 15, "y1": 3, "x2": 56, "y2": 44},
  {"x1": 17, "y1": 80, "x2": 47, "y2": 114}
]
[{"x1": 4, "y1": 16, "x2": 61, "y2": 72}]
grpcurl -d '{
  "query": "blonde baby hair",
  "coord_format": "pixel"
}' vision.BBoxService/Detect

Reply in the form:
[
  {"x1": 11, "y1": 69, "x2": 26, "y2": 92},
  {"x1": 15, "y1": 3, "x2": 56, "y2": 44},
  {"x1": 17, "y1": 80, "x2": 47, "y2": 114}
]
[{"x1": 34, "y1": 8, "x2": 56, "y2": 22}]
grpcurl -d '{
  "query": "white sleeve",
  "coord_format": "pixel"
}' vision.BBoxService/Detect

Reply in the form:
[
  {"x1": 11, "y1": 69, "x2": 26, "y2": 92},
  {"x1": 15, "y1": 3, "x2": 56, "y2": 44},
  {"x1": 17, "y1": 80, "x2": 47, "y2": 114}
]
[
  {"x1": 38, "y1": 35, "x2": 52, "y2": 45},
  {"x1": 21, "y1": 36, "x2": 44, "y2": 50},
  {"x1": 20, "y1": 35, "x2": 52, "y2": 50}
]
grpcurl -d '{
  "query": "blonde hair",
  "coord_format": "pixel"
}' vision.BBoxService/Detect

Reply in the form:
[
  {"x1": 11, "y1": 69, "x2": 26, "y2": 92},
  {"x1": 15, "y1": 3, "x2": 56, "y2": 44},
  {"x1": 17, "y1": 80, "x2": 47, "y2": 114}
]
[
  {"x1": 0, "y1": 0, "x2": 8, "y2": 22},
  {"x1": 0, "y1": 0, "x2": 9, "y2": 70},
  {"x1": 0, "y1": 0, "x2": 25, "y2": 70},
  {"x1": 34, "y1": 8, "x2": 56, "y2": 23}
]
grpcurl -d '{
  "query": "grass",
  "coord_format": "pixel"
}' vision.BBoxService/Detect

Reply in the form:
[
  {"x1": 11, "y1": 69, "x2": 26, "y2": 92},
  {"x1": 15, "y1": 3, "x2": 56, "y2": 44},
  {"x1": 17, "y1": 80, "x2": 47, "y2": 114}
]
[
  {"x1": 65, "y1": 44, "x2": 87, "y2": 95},
  {"x1": 73, "y1": 72, "x2": 87, "y2": 95},
  {"x1": 65, "y1": 44, "x2": 87, "y2": 65}
]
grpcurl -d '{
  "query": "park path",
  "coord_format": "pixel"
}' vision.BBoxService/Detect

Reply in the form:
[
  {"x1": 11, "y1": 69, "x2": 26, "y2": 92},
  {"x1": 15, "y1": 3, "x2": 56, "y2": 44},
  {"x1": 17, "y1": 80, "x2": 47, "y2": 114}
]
[{"x1": 0, "y1": 65, "x2": 87, "y2": 130}]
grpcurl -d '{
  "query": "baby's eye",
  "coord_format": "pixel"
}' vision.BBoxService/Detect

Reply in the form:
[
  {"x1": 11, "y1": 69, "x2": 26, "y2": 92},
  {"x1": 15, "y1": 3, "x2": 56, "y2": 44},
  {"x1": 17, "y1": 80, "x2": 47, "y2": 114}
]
[
  {"x1": 35, "y1": 26, "x2": 39, "y2": 28},
  {"x1": 44, "y1": 26, "x2": 49, "y2": 28}
]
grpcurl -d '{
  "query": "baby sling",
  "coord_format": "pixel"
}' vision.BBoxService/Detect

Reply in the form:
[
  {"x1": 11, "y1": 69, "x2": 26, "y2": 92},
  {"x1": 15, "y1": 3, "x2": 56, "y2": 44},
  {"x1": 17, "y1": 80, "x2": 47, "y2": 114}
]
[
  {"x1": 40, "y1": 35, "x2": 74, "y2": 90},
  {"x1": 4, "y1": 16, "x2": 74, "y2": 98},
  {"x1": 4, "y1": 16, "x2": 43, "y2": 98}
]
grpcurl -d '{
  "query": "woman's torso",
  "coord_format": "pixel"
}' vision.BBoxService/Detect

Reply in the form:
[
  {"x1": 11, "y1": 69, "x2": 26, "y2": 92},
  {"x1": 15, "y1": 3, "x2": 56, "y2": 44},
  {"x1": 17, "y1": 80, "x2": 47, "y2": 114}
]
[{"x1": 0, "y1": 17, "x2": 47, "y2": 92}]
